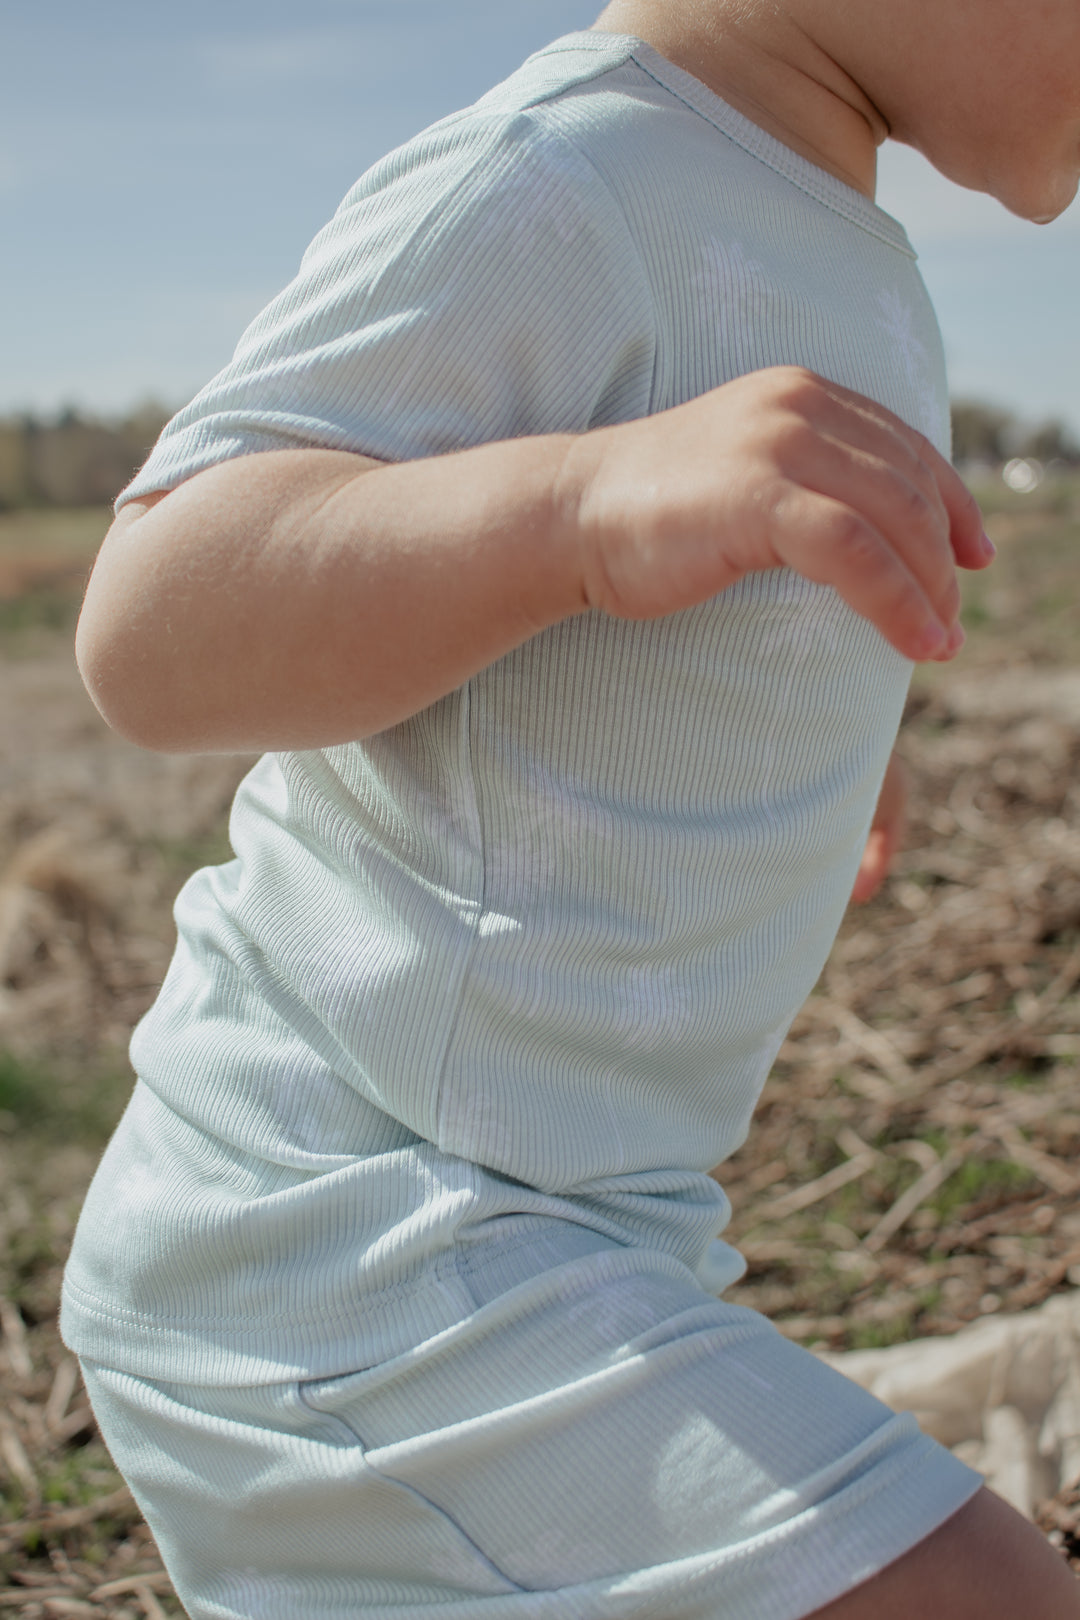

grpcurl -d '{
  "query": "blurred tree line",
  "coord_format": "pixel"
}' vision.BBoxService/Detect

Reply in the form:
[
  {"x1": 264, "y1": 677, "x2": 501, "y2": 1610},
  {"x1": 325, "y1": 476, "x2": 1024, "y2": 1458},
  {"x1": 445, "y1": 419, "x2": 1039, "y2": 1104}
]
[
  {"x1": 950, "y1": 400, "x2": 1080, "y2": 468},
  {"x1": 0, "y1": 404, "x2": 170, "y2": 510},
  {"x1": 0, "y1": 399, "x2": 1077, "y2": 510}
]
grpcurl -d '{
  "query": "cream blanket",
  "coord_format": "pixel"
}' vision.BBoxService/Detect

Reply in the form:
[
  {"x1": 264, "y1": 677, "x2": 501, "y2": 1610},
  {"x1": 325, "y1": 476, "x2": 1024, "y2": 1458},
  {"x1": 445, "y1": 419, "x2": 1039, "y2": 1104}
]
[{"x1": 821, "y1": 1290, "x2": 1080, "y2": 1518}]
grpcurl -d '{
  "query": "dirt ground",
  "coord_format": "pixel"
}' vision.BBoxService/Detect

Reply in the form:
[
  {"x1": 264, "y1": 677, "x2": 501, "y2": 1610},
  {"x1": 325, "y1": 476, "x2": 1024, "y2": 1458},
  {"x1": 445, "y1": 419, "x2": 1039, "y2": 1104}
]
[{"x1": 1, "y1": 491, "x2": 1078, "y2": 1609}]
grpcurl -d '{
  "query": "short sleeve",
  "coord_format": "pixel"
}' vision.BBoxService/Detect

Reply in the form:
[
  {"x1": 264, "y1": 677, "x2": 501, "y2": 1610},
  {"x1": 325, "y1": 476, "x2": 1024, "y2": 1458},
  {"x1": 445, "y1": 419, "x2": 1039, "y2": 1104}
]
[{"x1": 120, "y1": 110, "x2": 657, "y2": 505}]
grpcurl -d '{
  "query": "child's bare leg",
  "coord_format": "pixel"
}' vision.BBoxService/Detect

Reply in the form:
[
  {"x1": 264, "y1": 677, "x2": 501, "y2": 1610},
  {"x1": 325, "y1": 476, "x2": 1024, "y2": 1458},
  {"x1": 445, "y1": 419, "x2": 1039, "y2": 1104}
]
[{"x1": 808, "y1": 1487, "x2": 1080, "y2": 1620}]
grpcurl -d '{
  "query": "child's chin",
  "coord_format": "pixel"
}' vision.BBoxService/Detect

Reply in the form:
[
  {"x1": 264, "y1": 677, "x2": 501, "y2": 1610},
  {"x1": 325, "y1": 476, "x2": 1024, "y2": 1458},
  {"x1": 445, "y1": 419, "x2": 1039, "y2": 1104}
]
[{"x1": 1003, "y1": 170, "x2": 1079, "y2": 225}]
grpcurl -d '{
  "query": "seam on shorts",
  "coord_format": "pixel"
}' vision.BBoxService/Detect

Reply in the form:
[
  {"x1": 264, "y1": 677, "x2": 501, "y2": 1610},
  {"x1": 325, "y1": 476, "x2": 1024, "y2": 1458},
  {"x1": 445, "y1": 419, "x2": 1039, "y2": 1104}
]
[{"x1": 294, "y1": 1379, "x2": 530, "y2": 1596}]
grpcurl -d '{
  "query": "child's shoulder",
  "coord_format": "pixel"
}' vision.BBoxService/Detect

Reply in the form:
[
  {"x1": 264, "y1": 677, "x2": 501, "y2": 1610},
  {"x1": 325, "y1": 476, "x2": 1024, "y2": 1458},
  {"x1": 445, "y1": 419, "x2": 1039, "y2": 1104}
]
[
  {"x1": 328, "y1": 32, "x2": 657, "y2": 226},
  {"x1": 358, "y1": 30, "x2": 908, "y2": 255},
  {"x1": 469, "y1": 30, "x2": 642, "y2": 118}
]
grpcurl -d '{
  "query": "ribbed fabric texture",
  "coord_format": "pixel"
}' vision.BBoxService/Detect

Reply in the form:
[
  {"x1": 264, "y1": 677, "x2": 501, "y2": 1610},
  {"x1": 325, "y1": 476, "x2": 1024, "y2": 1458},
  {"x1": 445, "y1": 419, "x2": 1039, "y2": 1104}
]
[
  {"x1": 80, "y1": 1255, "x2": 982, "y2": 1620},
  {"x1": 62, "y1": 32, "x2": 950, "y2": 1384}
]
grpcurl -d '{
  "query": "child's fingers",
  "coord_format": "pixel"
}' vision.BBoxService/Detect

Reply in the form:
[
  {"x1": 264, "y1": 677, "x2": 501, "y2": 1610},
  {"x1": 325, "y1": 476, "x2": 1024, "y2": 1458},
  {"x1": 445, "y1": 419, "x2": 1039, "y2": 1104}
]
[
  {"x1": 773, "y1": 488, "x2": 956, "y2": 659},
  {"x1": 929, "y1": 451, "x2": 991, "y2": 571},
  {"x1": 872, "y1": 427, "x2": 990, "y2": 575},
  {"x1": 799, "y1": 437, "x2": 963, "y2": 630},
  {"x1": 803, "y1": 379, "x2": 990, "y2": 573}
]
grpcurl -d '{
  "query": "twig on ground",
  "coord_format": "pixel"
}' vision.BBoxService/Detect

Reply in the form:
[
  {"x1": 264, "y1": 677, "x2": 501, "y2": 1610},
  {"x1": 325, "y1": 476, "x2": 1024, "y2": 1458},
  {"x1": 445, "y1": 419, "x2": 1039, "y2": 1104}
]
[
  {"x1": 983, "y1": 1117, "x2": 1080, "y2": 1196},
  {"x1": 864, "y1": 1148, "x2": 965, "y2": 1252},
  {"x1": 42, "y1": 1359, "x2": 78, "y2": 1436},
  {"x1": 0, "y1": 1486, "x2": 137, "y2": 1551},
  {"x1": 0, "y1": 1298, "x2": 32, "y2": 1381},
  {"x1": 0, "y1": 1411, "x2": 39, "y2": 1506},
  {"x1": 757, "y1": 1150, "x2": 880, "y2": 1222},
  {"x1": 812, "y1": 1000, "x2": 914, "y2": 1090},
  {"x1": 90, "y1": 1574, "x2": 171, "y2": 1602}
]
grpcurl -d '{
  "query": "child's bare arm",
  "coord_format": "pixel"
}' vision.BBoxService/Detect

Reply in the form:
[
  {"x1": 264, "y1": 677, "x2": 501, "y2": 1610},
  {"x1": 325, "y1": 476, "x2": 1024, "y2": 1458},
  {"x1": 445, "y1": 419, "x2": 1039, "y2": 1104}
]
[
  {"x1": 77, "y1": 366, "x2": 990, "y2": 753},
  {"x1": 850, "y1": 752, "x2": 908, "y2": 904},
  {"x1": 77, "y1": 435, "x2": 582, "y2": 753}
]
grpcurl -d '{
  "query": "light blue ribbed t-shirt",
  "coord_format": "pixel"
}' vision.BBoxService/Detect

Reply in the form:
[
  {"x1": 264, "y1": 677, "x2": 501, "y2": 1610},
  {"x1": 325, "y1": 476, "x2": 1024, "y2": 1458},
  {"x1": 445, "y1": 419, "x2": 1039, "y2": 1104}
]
[{"x1": 62, "y1": 33, "x2": 950, "y2": 1384}]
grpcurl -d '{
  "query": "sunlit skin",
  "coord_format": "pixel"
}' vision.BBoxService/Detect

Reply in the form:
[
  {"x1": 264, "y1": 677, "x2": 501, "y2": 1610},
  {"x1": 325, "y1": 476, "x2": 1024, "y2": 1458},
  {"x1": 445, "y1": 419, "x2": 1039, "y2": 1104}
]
[
  {"x1": 850, "y1": 751, "x2": 908, "y2": 904},
  {"x1": 591, "y1": 0, "x2": 1080, "y2": 222},
  {"x1": 807, "y1": 0, "x2": 1080, "y2": 223}
]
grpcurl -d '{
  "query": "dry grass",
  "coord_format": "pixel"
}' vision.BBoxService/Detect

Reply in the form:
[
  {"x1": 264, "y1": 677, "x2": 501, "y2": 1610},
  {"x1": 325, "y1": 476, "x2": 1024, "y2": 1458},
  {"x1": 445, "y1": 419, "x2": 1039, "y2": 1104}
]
[
  {"x1": 722, "y1": 670, "x2": 1080, "y2": 1349},
  {"x1": 0, "y1": 510, "x2": 111, "y2": 644},
  {"x1": 1, "y1": 484, "x2": 1079, "y2": 1604}
]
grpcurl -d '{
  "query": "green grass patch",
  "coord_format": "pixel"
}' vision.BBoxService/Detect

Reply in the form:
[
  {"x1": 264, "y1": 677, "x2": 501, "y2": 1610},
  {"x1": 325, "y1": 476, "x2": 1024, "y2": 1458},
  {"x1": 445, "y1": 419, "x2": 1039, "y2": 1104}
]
[
  {"x1": 1004, "y1": 1068, "x2": 1045, "y2": 1090},
  {"x1": 0, "y1": 506, "x2": 112, "y2": 559},
  {"x1": 0, "y1": 1048, "x2": 132, "y2": 1147},
  {"x1": 959, "y1": 594, "x2": 993, "y2": 631},
  {"x1": 0, "y1": 506, "x2": 108, "y2": 650},
  {"x1": 933, "y1": 1156, "x2": 1034, "y2": 1220},
  {"x1": 907, "y1": 495, "x2": 1080, "y2": 679},
  {"x1": 966, "y1": 471, "x2": 1080, "y2": 521},
  {"x1": 39, "y1": 1447, "x2": 124, "y2": 1509},
  {"x1": 0, "y1": 1048, "x2": 40, "y2": 1119},
  {"x1": 909, "y1": 1126, "x2": 951, "y2": 1157},
  {"x1": 845, "y1": 1284, "x2": 943, "y2": 1351},
  {"x1": 0, "y1": 583, "x2": 82, "y2": 636},
  {"x1": 144, "y1": 828, "x2": 236, "y2": 881}
]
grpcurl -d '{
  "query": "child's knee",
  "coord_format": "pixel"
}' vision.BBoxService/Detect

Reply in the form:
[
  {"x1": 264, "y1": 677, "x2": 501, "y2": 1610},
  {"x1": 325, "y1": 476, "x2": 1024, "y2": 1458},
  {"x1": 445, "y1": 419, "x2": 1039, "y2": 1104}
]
[{"x1": 806, "y1": 1486, "x2": 1080, "y2": 1620}]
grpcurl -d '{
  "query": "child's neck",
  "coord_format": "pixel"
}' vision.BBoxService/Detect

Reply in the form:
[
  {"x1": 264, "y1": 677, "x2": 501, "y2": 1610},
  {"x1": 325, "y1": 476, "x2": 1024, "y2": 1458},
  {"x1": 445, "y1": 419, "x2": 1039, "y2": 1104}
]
[{"x1": 590, "y1": 0, "x2": 887, "y2": 200}]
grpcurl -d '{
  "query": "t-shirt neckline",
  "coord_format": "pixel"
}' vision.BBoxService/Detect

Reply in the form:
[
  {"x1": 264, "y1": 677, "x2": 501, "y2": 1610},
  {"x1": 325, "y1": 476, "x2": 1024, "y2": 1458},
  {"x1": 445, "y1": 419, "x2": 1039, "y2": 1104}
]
[{"x1": 531, "y1": 31, "x2": 917, "y2": 256}]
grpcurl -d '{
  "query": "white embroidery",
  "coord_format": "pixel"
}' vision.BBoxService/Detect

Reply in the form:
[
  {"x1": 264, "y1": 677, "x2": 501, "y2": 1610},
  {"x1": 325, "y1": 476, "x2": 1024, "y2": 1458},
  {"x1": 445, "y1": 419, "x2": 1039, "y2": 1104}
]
[{"x1": 875, "y1": 286, "x2": 949, "y2": 451}]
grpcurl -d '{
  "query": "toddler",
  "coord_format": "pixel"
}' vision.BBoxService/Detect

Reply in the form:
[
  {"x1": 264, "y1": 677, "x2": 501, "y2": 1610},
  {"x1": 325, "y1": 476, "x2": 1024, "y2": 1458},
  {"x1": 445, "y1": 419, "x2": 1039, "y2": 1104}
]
[{"x1": 64, "y1": 0, "x2": 1080, "y2": 1616}]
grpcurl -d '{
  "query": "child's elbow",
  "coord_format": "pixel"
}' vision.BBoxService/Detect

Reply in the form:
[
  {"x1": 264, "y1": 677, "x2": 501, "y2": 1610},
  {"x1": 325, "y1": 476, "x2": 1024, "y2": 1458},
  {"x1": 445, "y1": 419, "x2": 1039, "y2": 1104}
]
[
  {"x1": 75, "y1": 495, "x2": 197, "y2": 753},
  {"x1": 75, "y1": 598, "x2": 180, "y2": 753}
]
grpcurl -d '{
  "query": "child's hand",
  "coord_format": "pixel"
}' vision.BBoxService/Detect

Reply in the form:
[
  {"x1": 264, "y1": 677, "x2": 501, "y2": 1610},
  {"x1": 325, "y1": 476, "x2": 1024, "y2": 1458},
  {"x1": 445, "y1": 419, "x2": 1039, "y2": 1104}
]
[
  {"x1": 850, "y1": 751, "x2": 908, "y2": 904},
  {"x1": 562, "y1": 366, "x2": 992, "y2": 662}
]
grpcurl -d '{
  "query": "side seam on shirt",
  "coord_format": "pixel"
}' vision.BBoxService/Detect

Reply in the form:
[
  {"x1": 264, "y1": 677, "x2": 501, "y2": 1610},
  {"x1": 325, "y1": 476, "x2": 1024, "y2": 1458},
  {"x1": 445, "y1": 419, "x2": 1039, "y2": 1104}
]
[{"x1": 430, "y1": 676, "x2": 488, "y2": 1160}]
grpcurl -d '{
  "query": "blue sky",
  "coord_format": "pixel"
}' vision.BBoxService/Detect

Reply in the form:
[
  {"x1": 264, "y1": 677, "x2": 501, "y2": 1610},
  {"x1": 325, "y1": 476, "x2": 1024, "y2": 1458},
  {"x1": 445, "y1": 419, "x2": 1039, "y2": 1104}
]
[{"x1": 4, "y1": 0, "x2": 1079, "y2": 434}]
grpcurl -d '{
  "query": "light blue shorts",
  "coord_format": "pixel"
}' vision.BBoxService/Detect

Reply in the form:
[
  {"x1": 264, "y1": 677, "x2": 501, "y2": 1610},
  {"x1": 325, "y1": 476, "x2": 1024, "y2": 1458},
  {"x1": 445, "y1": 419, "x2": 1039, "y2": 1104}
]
[{"x1": 81, "y1": 1244, "x2": 980, "y2": 1620}]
